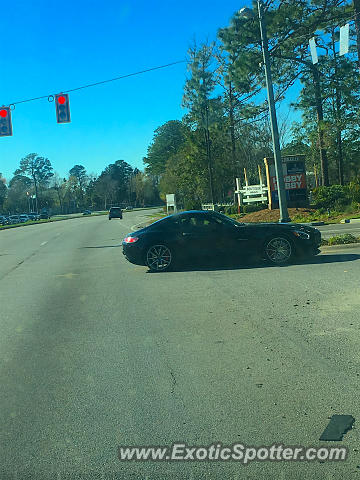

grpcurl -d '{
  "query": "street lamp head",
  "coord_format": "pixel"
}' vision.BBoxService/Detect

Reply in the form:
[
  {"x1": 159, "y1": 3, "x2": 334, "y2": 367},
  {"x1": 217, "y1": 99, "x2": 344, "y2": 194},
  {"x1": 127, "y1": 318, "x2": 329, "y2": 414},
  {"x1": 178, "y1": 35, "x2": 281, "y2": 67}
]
[{"x1": 238, "y1": 6, "x2": 255, "y2": 19}]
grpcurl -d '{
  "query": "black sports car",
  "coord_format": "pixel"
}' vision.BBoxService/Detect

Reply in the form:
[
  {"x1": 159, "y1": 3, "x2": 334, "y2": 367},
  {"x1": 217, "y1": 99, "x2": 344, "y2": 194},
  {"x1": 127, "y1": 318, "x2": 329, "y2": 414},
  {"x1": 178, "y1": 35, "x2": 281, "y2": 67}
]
[{"x1": 122, "y1": 210, "x2": 322, "y2": 272}]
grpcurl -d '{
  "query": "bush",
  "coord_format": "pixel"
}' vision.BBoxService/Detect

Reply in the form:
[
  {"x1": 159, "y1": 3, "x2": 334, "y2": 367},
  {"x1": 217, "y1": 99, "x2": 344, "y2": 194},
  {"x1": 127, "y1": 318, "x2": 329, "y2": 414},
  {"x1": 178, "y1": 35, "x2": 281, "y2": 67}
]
[
  {"x1": 328, "y1": 234, "x2": 358, "y2": 245},
  {"x1": 349, "y1": 180, "x2": 360, "y2": 203},
  {"x1": 224, "y1": 205, "x2": 239, "y2": 215},
  {"x1": 184, "y1": 199, "x2": 202, "y2": 211},
  {"x1": 242, "y1": 204, "x2": 267, "y2": 214},
  {"x1": 312, "y1": 185, "x2": 351, "y2": 210}
]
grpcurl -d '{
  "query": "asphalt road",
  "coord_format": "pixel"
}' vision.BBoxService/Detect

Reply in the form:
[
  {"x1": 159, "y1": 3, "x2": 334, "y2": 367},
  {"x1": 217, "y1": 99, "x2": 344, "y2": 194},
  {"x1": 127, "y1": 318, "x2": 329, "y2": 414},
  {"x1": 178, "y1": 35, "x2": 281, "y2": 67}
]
[
  {"x1": 1, "y1": 210, "x2": 360, "y2": 480},
  {"x1": 316, "y1": 222, "x2": 360, "y2": 239}
]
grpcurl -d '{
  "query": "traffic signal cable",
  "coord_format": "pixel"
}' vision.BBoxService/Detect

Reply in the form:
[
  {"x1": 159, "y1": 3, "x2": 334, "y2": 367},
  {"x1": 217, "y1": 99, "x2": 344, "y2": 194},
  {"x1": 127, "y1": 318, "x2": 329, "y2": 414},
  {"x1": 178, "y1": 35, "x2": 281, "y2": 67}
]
[{"x1": 6, "y1": 60, "x2": 186, "y2": 109}]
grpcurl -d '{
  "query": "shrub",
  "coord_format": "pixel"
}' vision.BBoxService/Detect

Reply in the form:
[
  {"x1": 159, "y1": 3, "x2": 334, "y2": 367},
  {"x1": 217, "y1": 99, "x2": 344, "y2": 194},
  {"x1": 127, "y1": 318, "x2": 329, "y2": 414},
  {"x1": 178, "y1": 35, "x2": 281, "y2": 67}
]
[
  {"x1": 224, "y1": 205, "x2": 239, "y2": 215},
  {"x1": 242, "y1": 204, "x2": 267, "y2": 214},
  {"x1": 184, "y1": 199, "x2": 202, "y2": 211},
  {"x1": 328, "y1": 234, "x2": 358, "y2": 245},
  {"x1": 349, "y1": 180, "x2": 360, "y2": 203},
  {"x1": 312, "y1": 185, "x2": 351, "y2": 210}
]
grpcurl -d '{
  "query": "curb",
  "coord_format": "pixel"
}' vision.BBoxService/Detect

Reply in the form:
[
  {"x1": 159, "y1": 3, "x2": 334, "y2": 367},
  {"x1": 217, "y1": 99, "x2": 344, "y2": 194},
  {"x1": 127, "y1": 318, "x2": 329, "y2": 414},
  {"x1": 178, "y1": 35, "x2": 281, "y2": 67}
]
[
  {"x1": 321, "y1": 242, "x2": 360, "y2": 250},
  {"x1": 300, "y1": 221, "x2": 326, "y2": 226}
]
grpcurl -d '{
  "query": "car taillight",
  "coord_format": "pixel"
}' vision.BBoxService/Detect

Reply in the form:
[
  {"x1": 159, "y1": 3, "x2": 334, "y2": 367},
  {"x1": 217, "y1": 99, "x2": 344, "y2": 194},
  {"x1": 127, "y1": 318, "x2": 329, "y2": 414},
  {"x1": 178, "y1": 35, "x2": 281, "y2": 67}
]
[{"x1": 124, "y1": 236, "x2": 139, "y2": 243}]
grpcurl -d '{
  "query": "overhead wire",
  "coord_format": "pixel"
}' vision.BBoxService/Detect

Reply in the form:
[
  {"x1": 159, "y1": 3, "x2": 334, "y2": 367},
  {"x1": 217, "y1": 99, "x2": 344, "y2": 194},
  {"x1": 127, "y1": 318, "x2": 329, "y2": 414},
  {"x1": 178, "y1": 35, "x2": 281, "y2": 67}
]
[{"x1": 6, "y1": 60, "x2": 186, "y2": 108}]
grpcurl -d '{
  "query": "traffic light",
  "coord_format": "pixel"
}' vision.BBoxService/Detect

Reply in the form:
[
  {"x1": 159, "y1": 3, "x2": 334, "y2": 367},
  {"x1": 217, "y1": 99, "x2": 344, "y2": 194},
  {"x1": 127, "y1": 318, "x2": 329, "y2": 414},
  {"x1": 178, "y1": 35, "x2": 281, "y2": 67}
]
[
  {"x1": 55, "y1": 94, "x2": 71, "y2": 123},
  {"x1": 0, "y1": 107, "x2": 13, "y2": 137}
]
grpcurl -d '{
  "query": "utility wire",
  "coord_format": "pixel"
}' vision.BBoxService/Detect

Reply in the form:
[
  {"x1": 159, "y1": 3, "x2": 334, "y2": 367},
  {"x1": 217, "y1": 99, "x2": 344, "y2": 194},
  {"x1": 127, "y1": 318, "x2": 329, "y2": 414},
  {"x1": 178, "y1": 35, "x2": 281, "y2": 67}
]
[{"x1": 8, "y1": 60, "x2": 186, "y2": 107}]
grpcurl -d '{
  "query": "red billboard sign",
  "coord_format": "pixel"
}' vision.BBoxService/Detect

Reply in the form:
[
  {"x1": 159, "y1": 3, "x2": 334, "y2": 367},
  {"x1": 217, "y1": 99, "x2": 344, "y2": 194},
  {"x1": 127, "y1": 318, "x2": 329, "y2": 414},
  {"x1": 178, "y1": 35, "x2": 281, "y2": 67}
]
[{"x1": 270, "y1": 173, "x2": 306, "y2": 191}]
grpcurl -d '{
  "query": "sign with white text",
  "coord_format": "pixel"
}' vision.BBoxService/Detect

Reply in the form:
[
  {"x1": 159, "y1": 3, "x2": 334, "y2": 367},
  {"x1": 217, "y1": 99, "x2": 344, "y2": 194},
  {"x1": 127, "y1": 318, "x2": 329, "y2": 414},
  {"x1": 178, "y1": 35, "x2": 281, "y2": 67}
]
[{"x1": 270, "y1": 173, "x2": 306, "y2": 191}]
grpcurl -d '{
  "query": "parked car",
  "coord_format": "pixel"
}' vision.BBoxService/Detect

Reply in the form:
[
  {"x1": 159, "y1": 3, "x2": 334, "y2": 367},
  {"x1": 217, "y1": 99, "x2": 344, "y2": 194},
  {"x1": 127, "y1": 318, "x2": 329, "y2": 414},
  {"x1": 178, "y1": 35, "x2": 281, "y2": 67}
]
[
  {"x1": 9, "y1": 215, "x2": 21, "y2": 224},
  {"x1": 122, "y1": 210, "x2": 322, "y2": 272},
  {"x1": 125, "y1": 206, "x2": 133, "y2": 211},
  {"x1": 109, "y1": 207, "x2": 122, "y2": 220},
  {"x1": 39, "y1": 212, "x2": 51, "y2": 219},
  {"x1": 83, "y1": 210, "x2": 92, "y2": 215},
  {"x1": 29, "y1": 212, "x2": 40, "y2": 220},
  {"x1": 19, "y1": 214, "x2": 30, "y2": 223},
  {"x1": 0, "y1": 215, "x2": 8, "y2": 225}
]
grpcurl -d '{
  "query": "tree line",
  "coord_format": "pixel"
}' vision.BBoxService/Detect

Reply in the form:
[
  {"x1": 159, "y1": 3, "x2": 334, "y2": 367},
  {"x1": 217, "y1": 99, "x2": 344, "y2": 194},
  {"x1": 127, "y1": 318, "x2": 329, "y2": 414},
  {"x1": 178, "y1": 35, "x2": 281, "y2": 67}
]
[
  {"x1": 144, "y1": 0, "x2": 360, "y2": 209},
  {"x1": 0, "y1": 154, "x2": 160, "y2": 214}
]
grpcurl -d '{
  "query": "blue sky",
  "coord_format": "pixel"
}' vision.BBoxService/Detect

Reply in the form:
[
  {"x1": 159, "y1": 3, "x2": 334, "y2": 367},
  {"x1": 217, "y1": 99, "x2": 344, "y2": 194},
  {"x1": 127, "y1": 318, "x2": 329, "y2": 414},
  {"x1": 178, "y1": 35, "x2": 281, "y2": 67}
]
[
  {"x1": 1, "y1": 0, "x2": 253, "y2": 182},
  {"x1": 0, "y1": 0, "x2": 302, "y2": 183}
]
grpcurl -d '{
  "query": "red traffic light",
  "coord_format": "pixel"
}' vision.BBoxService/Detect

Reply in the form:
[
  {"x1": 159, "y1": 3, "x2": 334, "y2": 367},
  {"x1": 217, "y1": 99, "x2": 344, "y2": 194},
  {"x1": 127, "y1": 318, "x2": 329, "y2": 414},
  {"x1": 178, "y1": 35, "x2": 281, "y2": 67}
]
[
  {"x1": 55, "y1": 93, "x2": 71, "y2": 123},
  {"x1": 0, "y1": 106, "x2": 12, "y2": 136}
]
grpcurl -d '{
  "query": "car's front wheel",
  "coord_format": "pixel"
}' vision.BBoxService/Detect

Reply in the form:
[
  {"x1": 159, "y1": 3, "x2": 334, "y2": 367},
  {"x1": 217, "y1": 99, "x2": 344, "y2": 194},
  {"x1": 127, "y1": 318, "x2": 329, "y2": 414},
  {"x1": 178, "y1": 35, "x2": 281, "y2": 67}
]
[
  {"x1": 264, "y1": 236, "x2": 293, "y2": 265},
  {"x1": 145, "y1": 244, "x2": 173, "y2": 272}
]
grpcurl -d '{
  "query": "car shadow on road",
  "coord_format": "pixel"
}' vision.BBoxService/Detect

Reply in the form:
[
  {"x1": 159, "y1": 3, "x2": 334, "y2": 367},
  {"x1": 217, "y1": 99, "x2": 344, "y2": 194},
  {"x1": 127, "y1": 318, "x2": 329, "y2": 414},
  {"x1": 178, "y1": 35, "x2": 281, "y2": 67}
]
[
  {"x1": 295, "y1": 253, "x2": 360, "y2": 265},
  {"x1": 81, "y1": 244, "x2": 122, "y2": 249},
  {"x1": 146, "y1": 253, "x2": 360, "y2": 273}
]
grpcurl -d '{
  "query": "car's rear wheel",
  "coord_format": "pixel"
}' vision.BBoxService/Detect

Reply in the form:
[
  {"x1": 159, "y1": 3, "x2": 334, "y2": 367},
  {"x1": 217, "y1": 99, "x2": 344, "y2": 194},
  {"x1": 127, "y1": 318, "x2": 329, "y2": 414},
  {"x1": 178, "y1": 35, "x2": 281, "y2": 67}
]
[
  {"x1": 145, "y1": 244, "x2": 173, "y2": 272},
  {"x1": 264, "y1": 236, "x2": 293, "y2": 265}
]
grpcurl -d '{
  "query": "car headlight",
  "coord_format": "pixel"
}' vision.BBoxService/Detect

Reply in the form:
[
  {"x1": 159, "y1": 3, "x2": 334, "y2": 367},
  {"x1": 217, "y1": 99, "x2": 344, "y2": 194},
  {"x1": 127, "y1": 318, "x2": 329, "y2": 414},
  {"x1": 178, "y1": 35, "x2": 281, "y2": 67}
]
[{"x1": 293, "y1": 230, "x2": 310, "y2": 240}]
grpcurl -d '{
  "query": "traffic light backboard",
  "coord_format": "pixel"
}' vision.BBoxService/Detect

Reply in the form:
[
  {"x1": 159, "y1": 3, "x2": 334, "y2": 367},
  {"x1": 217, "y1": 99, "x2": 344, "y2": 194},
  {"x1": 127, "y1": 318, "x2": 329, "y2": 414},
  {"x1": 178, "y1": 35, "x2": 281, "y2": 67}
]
[
  {"x1": 0, "y1": 107, "x2": 13, "y2": 136},
  {"x1": 55, "y1": 94, "x2": 71, "y2": 123}
]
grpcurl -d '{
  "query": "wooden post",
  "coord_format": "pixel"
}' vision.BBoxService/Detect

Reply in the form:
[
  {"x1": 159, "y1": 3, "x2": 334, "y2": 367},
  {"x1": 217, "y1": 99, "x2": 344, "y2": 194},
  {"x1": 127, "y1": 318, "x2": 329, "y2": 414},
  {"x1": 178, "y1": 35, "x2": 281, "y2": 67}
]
[
  {"x1": 264, "y1": 157, "x2": 272, "y2": 210},
  {"x1": 244, "y1": 168, "x2": 248, "y2": 187},
  {"x1": 236, "y1": 177, "x2": 242, "y2": 214}
]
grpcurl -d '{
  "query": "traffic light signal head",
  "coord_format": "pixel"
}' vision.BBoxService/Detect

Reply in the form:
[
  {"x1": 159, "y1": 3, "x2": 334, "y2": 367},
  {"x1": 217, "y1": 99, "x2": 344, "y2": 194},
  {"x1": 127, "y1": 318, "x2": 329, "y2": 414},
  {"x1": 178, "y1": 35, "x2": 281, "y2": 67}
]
[
  {"x1": 55, "y1": 94, "x2": 71, "y2": 123},
  {"x1": 0, "y1": 107, "x2": 13, "y2": 136}
]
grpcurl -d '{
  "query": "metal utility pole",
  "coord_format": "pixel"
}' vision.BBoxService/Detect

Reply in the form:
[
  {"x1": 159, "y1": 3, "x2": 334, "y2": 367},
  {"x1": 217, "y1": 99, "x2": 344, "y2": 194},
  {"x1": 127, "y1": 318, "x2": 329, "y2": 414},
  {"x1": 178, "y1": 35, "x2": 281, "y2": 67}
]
[{"x1": 256, "y1": 0, "x2": 291, "y2": 222}]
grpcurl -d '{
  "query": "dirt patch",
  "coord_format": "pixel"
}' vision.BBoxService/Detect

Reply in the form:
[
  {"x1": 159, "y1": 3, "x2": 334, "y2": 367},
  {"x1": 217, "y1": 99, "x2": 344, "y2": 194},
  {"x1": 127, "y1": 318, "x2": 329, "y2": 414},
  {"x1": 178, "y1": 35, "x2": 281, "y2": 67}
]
[{"x1": 238, "y1": 208, "x2": 316, "y2": 223}]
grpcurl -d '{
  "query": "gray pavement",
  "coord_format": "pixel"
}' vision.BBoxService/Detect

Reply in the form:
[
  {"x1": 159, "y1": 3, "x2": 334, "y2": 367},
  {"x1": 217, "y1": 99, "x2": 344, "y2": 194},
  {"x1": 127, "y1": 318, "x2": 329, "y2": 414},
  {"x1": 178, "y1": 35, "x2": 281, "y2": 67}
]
[
  {"x1": 1, "y1": 211, "x2": 360, "y2": 479},
  {"x1": 316, "y1": 222, "x2": 360, "y2": 239}
]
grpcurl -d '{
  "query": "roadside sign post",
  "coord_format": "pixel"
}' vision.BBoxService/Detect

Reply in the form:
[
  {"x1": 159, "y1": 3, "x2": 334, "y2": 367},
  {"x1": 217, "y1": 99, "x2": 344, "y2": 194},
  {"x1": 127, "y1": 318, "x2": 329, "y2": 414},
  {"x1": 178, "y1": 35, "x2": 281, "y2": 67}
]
[
  {"x1": 235, "y1": 179, "x2": 268, "y2": 206},
  {"x1": 166, "y1": 194, "x2": 176, "y2": 214}
]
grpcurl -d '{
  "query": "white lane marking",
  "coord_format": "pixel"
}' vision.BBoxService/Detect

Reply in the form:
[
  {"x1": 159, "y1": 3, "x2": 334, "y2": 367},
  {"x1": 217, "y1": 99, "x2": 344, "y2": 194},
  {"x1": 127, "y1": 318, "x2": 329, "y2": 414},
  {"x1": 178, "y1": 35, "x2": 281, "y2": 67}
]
[{"x1": 40, "y1": 241, "x2": 48, "y2": 246}]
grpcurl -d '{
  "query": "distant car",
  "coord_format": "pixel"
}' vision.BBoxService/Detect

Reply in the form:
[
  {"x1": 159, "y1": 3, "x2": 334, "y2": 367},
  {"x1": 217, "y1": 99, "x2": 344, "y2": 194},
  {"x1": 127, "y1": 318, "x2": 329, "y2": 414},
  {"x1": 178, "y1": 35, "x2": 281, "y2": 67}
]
[
  {"x1": 9, "y1": 215, "x2": 20, "y2": 224},
  {"x1": 83, "y1": 210, "x2": 92, "y2": 215},
  {"x1": 125, "y1": 206, "x2": 133, "y2": 211},
  {"x1": 19, "y1": 214, "x2": 30, "y2": 223},
  {"x1": 29, "y1": 212, "x2": 40, "y2": 220},
  {"x1": 109, "y1": 207, "x2": 122, "y2": 220},
  {"x1": 0, "y1": 215, "x2": 8, "y2": 225},
  {"x1": 39, "y1": 212, "x2": 50, "y2": 219},
  {"x1": 122, "y1": 210, "x2": 322, "y2": 272}
]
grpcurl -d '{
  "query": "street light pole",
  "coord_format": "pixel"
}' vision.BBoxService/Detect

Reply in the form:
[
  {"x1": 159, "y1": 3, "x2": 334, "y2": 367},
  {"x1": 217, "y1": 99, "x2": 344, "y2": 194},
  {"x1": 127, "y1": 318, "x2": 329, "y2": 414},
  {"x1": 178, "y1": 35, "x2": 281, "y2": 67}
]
[
  {"x1": 239, "y1": 2, "x2": 291, "y2": 222},
  {"x1": 256, "y1": 0, "x2": 290, "y2": 222}
]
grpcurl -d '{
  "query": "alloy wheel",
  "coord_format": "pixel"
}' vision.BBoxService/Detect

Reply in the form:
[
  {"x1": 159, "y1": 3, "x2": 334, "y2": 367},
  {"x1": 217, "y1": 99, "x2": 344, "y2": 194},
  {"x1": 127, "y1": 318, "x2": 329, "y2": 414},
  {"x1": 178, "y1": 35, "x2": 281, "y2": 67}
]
[
  {"x1": 146, "y1": 245, "x2": 172, "y2": 271},
  {"x1": 265, "y1": 237, "x2": 292, "y2": 264}
]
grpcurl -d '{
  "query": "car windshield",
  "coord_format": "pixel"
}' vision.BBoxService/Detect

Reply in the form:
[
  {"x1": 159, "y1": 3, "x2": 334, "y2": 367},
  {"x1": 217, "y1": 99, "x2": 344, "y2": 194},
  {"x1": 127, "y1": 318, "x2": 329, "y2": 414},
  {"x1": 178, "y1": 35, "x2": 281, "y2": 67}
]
[{"x1": 2, "y1": 1, "x2": 360, "y2": 478}]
